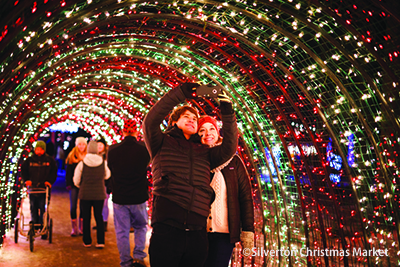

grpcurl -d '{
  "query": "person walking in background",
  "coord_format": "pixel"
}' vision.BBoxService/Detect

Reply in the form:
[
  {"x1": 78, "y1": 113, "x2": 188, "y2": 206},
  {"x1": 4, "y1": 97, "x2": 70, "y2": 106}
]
[
  {"x1": 94, "y1": 138, "x2": 110, "y2": 232},
  {"x1": 197, "y1": 116, "x2": 254, "y2": 267},
  {"x1": 108, "y1": 119, "x2": 150, "y2": 267},
  {"x1": 73, "y1": 141, "x2": 111, "y2": 248},
  {"x1": 21, "y1": 141, "x2": 57, "y2": 234},
  {"x1": 143, "y1": 83, "x2": 238, "y2": 267},
  {"x1": 56, "y1": 144, "x2": 65, "y2": 170},
  {"x1": 46, "y1": 140, "x2": 56, "y2": 158},
  {"x1": 65, "y1": 137, "x2": 87, "y2": 236},
  {"x1": 97, "y1": 138, "x2": 108, "y2": 160}
]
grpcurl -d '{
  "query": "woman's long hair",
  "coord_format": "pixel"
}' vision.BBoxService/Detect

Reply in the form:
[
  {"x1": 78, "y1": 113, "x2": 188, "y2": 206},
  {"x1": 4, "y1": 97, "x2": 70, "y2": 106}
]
[{"x1": 65, "y1": 146, "x2": 87, "y2": 164}]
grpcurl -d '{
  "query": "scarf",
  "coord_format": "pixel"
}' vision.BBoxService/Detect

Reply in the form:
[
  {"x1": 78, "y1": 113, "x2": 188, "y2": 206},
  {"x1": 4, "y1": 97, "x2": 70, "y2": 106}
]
[{"x1": 207, "y1": 141, "x2": 235, "y2": 232}]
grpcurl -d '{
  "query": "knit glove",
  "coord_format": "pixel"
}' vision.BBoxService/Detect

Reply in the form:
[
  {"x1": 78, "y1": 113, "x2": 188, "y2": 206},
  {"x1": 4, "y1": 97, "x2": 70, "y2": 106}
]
[
  {"x1": 217, "y1": 90, "x2": 231, "y2": 103},
  {"x1": 240, "y1": 231, "x2": 254, "y2": 253},
  {"x1": 219, "y1": 100, "x2": 234, "y2": 115},
  {"x1": 180, "y1": 82, "x2": 200, "y2": 99}
]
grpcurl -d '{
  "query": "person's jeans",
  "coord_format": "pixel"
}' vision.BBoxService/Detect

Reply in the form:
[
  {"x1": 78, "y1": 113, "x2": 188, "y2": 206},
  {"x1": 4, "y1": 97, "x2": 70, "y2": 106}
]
[
  {"x1": 149, "y1": 223, "x2": 208, "y2": 267},
  {"x1": 69, "y1": 187, "x2": 82, "y2": 219},
  {"x1": 29, "y1": 193, "x2": 46, "y2": 225},
  {"x1": 102, "y1": 193, "x2": 110, "y2": 222},
  {"x1": 113, "y1": 202, "x2": 148, "y2": 267},
  {"x1": 80, "y1": 199, "x2": 104, "y2": 245},
  {"x1": 204, "y1": 233, "x2": 235, "y2": 267}
]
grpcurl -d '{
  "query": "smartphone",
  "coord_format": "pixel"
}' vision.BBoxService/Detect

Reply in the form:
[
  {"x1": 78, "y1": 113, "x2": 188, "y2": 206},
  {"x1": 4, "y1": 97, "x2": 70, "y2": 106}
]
[{"x1": 196, "y1": 85, "x2": 223, "y2": 98}]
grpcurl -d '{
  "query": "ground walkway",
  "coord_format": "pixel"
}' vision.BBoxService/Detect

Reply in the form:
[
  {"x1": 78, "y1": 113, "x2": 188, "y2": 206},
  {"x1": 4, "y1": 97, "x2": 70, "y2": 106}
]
[{"x1": 0, "y1": 173, "x2": 151, "y2": 267}]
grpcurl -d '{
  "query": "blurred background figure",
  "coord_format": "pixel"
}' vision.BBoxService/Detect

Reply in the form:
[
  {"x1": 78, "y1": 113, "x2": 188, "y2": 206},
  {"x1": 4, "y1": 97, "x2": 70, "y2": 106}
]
[
  {"x1": 65, "y1": 137, "x2": 87, "y2": 236},
  {"x1": 108, "y1": 119, "x2": 150, "y2": 267},
  {"x1": 93, "y1": 138, "x2": 110, "y2": 231},
  {"x1": 21, "y1": 141, "x2": 57, "y2": 234},
  {"x1": 56, "y1": 144, "x2": 65, "y2": 171},
  {"x1": 73, "y1": 140, "x2": 111, "y2": 248}
]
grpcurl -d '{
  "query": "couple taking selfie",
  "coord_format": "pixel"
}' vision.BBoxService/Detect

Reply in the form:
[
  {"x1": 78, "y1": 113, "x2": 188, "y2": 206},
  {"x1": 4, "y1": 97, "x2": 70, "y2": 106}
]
[{"x1": 143, "y1": 82, "x2": 254, "y2": 267}]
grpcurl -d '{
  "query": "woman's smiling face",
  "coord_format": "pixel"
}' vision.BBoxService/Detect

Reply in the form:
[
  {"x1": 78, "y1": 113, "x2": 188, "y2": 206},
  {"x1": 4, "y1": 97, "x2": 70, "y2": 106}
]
[
  {"x1": 198, "y1": 122, "x2": 219, "y2": 146},
  {"x1": 77, "y1": 142, "x2": 86, "y2": 153}
]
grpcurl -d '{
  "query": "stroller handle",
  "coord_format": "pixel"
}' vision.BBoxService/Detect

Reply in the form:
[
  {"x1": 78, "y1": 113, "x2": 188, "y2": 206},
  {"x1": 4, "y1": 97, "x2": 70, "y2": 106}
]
[{"x1": 26, "y1": 187, "x2": 48, "y2": 194}]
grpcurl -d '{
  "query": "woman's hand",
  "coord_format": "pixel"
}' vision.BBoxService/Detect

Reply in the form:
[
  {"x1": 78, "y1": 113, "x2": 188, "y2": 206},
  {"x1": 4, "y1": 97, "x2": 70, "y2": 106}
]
[
  {"x1": 217, "y1": 91, "x2": 232, "y2": 103},
  {"x1": 240, "y1": 231, "x2": 254, "y2": 255}
]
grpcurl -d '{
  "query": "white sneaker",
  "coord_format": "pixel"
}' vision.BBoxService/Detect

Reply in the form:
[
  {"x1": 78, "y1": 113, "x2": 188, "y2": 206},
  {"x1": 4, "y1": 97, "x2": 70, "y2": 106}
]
[
  {"x1": 95, "y1": 243, "x2": 105, "y2": 248},
  {"x1": 83, "y1": 243, "x2": 91, "y2": 248}
]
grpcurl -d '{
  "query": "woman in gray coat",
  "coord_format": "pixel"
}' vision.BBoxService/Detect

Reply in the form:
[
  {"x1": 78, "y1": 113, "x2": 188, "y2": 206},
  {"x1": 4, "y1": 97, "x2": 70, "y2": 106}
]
[{"x1": 73, "y1": 141, "x2": 111, "y2": 248}]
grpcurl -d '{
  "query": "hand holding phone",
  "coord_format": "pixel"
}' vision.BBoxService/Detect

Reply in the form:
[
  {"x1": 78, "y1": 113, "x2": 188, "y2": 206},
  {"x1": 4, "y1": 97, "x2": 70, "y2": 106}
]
[{"x1": 196, "y1": 85, "x2": 223, "y2": 98}]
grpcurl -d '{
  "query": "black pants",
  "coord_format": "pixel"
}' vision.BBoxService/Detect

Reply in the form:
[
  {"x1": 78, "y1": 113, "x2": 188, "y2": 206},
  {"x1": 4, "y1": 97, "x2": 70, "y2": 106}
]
[
  {"x1": 204, "y1": 233, "x2": 235, "y2": 267},
  {"x1": 29, "y1": 193, "x2": 46, "y2": 225},
  {"x1": 149, "y1": 223, "x2": 208, "y2": 267},
  {"x1": 80, "y1": 199, "x2": 104, "y2": 245}
]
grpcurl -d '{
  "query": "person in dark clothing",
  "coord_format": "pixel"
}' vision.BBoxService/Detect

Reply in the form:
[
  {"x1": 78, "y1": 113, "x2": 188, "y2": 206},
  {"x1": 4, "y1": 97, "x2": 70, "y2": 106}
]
[
  {"x1": 108, "y1": 119, "x2": 150, "y2": 267},
  {"x1": 198, "y1": 116, "x2": 254, "y2": 267},
  {"x1": 21, "y1": 141, "x2": 57, "y2": 230},
  {"x1": 65, "y1": 137, "x2": 87, "y2": 236},
  {"x1": 46, "y1": 140, "x2": 55, "y2": 157},
  {"x1": 93, "y1": 138, "x2": 110, "y2": 231},
  {"x1": 73, "y1": 141, "x2": 111, "y2": 248},
  {"x1": 143, "y1": 83, "x2": 238, "y2": 267}
]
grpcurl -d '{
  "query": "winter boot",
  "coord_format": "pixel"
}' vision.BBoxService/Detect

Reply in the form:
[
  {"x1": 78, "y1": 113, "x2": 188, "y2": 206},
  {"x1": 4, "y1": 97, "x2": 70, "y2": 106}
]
[
  {"x1": 132, "y1": 259, "x2": 146, "y2": 267},
  {"x1": 71, "y1": 219, "x2": 78, "y2": 236},
  {"x1": 79, "y1": 218, "x2": 83, "y2": 235}
]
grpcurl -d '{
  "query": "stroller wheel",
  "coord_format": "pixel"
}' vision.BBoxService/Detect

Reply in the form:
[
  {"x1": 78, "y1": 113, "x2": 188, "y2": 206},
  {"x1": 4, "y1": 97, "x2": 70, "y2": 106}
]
[
  {"x1": 49, "y1": 218, "x2": 53, "y2": 244},
  {"x1": 29, "y1": 221, "x2": 34, "y2": 252}
]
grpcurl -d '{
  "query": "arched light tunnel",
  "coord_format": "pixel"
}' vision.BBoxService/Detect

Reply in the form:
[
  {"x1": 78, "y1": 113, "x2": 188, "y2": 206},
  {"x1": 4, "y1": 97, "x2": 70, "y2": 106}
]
[{"x1": 0, "y1": 0, "x2": 399, "y2": 266}]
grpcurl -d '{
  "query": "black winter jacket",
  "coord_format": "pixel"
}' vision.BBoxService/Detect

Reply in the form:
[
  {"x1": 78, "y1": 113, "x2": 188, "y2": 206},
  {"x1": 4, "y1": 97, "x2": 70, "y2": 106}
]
[
  {"x1": 143, "y1": 85, "x2": 238, "y2": 219},
  {"x1": 217, "y1": 155, "x2": 254, "y2": 243},
  {"x1": 21, "y1": 153, "x2": 57, "y2": 188},
  {"x1": 107, "y1": 136, "x2": 150, "y2": 205}
]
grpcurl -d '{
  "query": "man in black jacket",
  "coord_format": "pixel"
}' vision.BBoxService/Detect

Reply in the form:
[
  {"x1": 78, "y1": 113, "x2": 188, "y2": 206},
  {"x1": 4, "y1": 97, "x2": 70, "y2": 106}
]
[
  {"x1": 143, "y1": 83, "x2": 238, "y2": 267},
  {"x1": 108, "y1": 119, "x2": 150, "y2": 267},
  {"x1": 21, "y1": 141, "x2": 57, "y2": 229}
]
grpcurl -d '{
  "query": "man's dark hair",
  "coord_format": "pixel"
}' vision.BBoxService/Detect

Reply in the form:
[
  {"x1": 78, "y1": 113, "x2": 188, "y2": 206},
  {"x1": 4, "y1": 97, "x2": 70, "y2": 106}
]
[{"x1": 168, "y1": 105, "x2": 199, "y2": 127}]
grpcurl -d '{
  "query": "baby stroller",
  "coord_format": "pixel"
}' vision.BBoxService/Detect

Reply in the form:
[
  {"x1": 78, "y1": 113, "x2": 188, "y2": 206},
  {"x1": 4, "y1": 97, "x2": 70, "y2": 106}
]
[{"x1": 14, "y1": 185, "x2": 53, "y2": 252}]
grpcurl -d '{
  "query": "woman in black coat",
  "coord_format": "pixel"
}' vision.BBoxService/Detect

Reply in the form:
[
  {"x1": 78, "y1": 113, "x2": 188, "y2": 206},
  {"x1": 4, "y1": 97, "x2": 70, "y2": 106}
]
[{"x1": 198, "y1": 116, "x2": 254, "y2": 267}]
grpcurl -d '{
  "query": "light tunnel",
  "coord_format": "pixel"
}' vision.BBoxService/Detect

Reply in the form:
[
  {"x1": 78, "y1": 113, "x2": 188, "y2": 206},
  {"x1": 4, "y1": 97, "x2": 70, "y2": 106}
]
[{"x1": 0, "y1": 0, "x2": 399, "y2": 266}]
